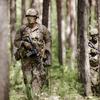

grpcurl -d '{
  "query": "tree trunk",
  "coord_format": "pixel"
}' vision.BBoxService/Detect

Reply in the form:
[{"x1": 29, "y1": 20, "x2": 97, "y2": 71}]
[
  {"x1": 96, "y1": 0, "x2": 100, "y2": 94},
  {"x1": 21, "y1": 0, "x2": 25, "y2": 24},
  {"x1": 0, "y1": 0, "x2": 9, "y2": 99},
  {"x1": 77, "y1": 0, "x2": 92, "y2": 96},
  {"x1": 56, "y1": 0, "x2": 64, "y2": 65},
  {"x1": 89, "y1": 0, "x2": 96, "y2": 25},
  {"x1": 66, "y1": 0, "x2": 71, "y2": 45},
  {"x1": 30, "y1": 0, "x2": 34, "y2": 8},
  {"x1": 25, "y1": 0, "x2": 32, "y2": 10},
  {"x1": 42, "y1": 0, "x2": 50, "y2": 27},
  {"x1": 66, "y1": 0, "x2": 77, "y2": 68},
  {"x1": 10, "y1": 0, "x2": 16, "y2": 63}
]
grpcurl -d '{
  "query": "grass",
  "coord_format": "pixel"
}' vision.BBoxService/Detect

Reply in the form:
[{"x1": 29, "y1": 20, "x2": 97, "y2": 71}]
[
  {"x1": 10, "y1": 61, "x2": 100, "y2": 100},
  {"x1": 9, "y1": 60, "x2": 83, "y2": 100}
]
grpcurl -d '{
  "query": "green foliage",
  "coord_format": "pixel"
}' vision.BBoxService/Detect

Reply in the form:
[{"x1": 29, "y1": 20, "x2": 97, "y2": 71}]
[
  {"x1": 49, "y1": 65, "x2": 83, "y2": 98},
  {"x1": 10, "y1": 62, "x2": 100, "y2": 100},
  {"x1": 10, "y1": 62, "x2": 27, "y2": 100},
  {"x1": 10, "y1": 61, "x2": 84, "y2": 100}
]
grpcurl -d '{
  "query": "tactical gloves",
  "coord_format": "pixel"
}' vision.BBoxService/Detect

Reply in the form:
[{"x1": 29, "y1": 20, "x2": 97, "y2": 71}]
[
  {"x1": 22, "y1": 41, "x2": 32, "y2": 50},
  {"x1": 43, "y1": 50, "x2": 51, "y2": 66}
]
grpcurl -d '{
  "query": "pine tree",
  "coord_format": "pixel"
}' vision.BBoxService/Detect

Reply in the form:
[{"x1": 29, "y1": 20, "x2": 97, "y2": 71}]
[
  {"x1": 10, "y1": 0, "x2": 16, "y2": 63},
  {"x1": 77, "y1": 0, "x2": 92, "y2": 96}
]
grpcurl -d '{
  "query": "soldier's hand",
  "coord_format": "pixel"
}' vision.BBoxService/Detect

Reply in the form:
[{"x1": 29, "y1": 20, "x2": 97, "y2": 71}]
[
  {"x1": 44, "y1": 59, "x2": 51, "y2": 66},
  {"x1": 23, "y1": 41, "x2": 32, "y2": 49},
  {"x1": 43, "y1": 50, "x2": 51, "y2": 66}
]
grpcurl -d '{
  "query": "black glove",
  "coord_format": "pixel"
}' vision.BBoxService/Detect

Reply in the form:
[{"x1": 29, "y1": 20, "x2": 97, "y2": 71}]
[{"x1": 44, "y1": 57, "x2": 51, "y2": 66}]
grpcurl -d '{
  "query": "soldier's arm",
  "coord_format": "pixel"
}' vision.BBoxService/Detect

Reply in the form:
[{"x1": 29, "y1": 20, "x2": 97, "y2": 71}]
[
  {"x1": 14, "y1": 28, "x2": 23, "y2": 48},
  {"x1": 43, "y1": 25, "x2": 52, "y2": 65}
]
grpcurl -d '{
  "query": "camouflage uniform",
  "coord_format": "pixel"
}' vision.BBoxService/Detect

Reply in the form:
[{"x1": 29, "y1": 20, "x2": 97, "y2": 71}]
[{"x1": 14, "y1": 9, "x2": 51, "y2": 100}]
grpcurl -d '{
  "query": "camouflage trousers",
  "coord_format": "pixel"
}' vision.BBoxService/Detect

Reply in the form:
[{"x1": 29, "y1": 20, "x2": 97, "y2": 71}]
[{"x1": 21, "y1": 57, "x2": 47, "y2": 100}]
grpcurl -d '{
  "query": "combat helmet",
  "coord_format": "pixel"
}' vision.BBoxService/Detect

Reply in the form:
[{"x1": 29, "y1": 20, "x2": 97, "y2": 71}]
[{"x1": 26, "y1": 8, "x2": 39, "y2": 18}]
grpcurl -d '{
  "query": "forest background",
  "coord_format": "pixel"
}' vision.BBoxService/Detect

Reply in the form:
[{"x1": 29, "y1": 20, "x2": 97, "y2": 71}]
[{"x1": 0, "y1": 0, "x2": 100, "y2": 100}]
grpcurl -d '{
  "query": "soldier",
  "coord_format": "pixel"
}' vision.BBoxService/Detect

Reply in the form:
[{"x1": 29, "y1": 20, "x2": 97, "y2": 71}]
[{"x1": 14, "y1": 8, "x2": 51, "y2": 100}]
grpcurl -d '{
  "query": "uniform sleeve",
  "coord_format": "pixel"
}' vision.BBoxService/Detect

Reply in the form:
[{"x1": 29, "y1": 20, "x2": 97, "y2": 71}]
[
  {"x1": 14, "y1": 28, "x2": 23, "y2": 48},
  {"x1": 43, "y1": 26, "x2": 51, "y2": 53},
  {"x1": 43, "y1": 25, "x2": 52, "y2": 65}
]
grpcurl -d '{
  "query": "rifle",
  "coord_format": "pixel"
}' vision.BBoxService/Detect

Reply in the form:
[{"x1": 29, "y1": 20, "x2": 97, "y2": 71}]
[{"x1": 22, "y1": 35, "x2": 41, "y2": 62}]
